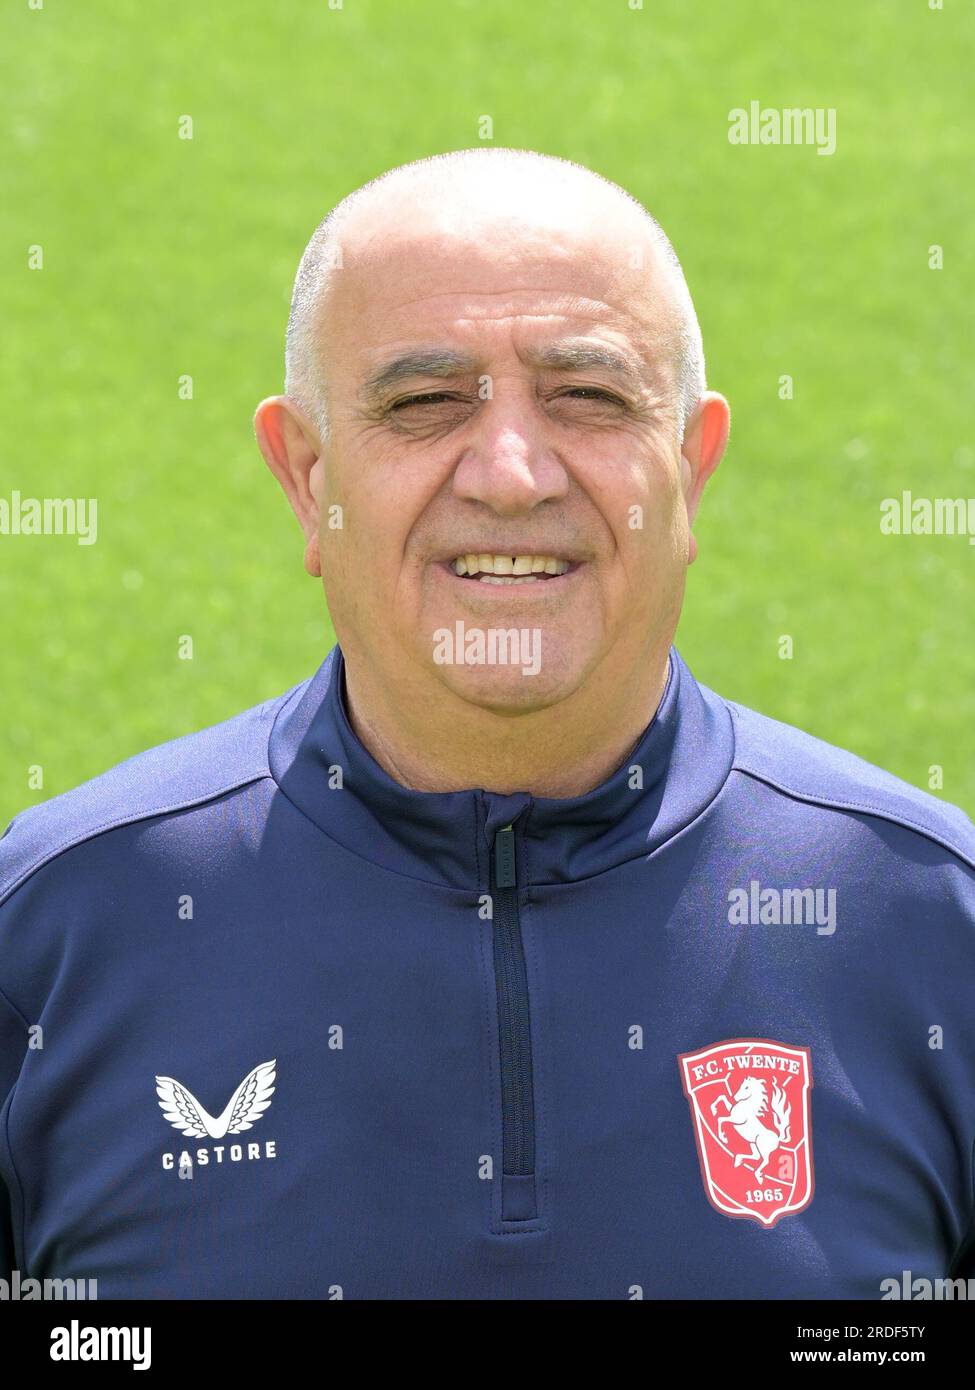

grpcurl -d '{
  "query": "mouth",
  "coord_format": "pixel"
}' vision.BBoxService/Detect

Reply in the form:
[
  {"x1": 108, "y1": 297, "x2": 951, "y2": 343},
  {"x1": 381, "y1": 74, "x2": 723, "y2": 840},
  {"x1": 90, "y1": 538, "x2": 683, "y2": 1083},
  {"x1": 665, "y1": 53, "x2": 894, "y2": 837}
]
[{"x1": 439, "y1": 552, "x2": 582, "y2": 587}]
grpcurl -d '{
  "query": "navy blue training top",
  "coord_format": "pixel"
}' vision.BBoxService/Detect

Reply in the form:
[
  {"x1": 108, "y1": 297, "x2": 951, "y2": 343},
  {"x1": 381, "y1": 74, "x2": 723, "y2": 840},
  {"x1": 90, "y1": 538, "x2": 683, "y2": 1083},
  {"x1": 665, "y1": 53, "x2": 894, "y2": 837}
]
[{"x1": 1, "y1": 645, "x2": 974, "y2": 1299}]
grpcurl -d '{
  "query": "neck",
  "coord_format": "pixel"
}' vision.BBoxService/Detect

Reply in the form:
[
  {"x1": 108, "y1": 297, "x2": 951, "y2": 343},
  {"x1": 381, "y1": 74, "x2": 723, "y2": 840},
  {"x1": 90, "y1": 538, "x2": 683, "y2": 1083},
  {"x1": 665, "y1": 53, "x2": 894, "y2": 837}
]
[{"x1": 339, "y1": 642, "x2": 672, "y2": 797}]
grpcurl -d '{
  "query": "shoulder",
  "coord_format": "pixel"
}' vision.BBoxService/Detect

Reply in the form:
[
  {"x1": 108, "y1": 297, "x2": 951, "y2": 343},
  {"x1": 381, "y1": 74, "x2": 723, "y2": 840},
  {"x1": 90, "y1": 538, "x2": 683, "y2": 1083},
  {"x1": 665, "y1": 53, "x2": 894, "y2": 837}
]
[
  {"x1": 0, "y1": 680, "x2": 308, "y2": 907},
  {"x1": 722, "y1": 696, "x2": 975, "y2": 873}
]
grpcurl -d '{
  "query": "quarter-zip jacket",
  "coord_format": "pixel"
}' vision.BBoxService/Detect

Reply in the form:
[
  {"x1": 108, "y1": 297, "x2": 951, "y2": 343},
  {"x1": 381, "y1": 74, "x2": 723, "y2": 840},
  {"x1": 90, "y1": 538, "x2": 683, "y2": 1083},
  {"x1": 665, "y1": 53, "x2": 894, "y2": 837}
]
[{"x1": 1, "y1": 646, "x2": 974, "y2": 1299}]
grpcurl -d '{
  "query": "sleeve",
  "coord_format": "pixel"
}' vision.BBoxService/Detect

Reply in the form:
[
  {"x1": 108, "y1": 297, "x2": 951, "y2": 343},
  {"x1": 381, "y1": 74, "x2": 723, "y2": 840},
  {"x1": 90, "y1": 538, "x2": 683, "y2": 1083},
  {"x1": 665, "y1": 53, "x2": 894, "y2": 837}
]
[{"x1": 0, "y1": 985, "x2": 29, "y2": 1278}]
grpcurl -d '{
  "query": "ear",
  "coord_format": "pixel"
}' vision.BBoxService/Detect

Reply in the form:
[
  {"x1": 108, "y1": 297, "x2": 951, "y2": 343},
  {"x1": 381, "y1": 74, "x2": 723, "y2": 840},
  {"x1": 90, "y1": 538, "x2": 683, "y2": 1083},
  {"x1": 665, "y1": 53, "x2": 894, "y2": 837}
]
[
  {"x1": 254, "y1": 396, "x2": 324, "y2": 577},
  {"x1": 680, "y1": 392, "x2": 730, "y2": 564}
]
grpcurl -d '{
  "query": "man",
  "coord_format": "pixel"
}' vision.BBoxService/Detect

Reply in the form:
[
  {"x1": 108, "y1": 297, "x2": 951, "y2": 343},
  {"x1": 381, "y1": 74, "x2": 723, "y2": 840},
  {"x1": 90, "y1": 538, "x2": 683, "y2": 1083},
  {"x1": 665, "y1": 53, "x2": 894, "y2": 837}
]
[{"x1": 1, "y1": 148, "x2": 973, "y2": 1300}]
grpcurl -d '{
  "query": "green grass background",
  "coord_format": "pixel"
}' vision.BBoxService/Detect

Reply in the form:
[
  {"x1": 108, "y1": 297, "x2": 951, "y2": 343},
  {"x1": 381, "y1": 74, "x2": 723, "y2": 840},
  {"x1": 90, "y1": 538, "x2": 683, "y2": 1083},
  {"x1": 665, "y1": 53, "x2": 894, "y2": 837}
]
[{"x1": 1, "y1": 0, "x2": 973, "y2": 826}]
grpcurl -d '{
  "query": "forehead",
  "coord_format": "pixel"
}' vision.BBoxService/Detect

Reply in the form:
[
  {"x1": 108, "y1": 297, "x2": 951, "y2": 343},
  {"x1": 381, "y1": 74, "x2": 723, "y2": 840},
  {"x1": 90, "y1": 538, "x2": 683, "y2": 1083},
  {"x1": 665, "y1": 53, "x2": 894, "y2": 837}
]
[{"x1": 321, "y1": 193, "x2": 678, "y2": 378}]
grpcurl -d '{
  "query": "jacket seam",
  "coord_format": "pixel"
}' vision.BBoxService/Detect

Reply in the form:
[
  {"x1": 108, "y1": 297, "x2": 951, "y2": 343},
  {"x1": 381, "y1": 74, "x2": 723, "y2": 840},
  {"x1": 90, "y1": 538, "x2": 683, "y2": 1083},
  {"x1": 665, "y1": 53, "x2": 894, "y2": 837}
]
[
  {"x1": 731, "y1": 762, "x2": 975, "y2": 873},
  {"x1": 0, "y1": 771, "x2": 274, "y2": 910}
]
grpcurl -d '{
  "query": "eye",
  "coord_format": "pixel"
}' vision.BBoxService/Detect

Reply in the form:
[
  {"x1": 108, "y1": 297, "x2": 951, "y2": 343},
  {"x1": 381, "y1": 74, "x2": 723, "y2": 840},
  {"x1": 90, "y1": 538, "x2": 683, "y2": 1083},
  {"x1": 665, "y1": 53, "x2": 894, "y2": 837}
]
[
  {"x1": 558, "y1": 387, "x2": 624, "y2": 405},
  {"x1": 390, "y1": 392, "x2": 457, "y2": 410}
]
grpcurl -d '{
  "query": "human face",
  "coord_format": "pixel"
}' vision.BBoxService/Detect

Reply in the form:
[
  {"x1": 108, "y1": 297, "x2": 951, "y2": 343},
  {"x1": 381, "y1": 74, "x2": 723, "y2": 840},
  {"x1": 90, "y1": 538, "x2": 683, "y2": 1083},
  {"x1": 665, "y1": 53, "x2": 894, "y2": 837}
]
[{"x1": 314, "y1": 203, "x2": 696, "y2": 712}]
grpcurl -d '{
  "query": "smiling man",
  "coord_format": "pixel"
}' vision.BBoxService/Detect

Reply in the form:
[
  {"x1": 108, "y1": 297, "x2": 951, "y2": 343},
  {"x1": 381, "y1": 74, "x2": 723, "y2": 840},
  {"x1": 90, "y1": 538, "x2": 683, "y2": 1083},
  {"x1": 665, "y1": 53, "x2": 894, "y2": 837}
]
[
  {"x1": 2, "y1": 148, "x2": 975, "y2": 1300},
  {"x1": 260, "y1": 148, "x2": 727, "y2": 794}
]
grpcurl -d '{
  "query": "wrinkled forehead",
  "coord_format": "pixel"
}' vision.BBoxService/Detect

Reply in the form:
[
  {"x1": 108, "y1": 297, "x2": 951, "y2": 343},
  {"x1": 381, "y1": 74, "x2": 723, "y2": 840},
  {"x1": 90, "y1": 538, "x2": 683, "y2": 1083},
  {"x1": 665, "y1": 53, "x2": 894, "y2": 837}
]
[{"x1": 320, "y1": 193, "x2": 680, "y2": 372}]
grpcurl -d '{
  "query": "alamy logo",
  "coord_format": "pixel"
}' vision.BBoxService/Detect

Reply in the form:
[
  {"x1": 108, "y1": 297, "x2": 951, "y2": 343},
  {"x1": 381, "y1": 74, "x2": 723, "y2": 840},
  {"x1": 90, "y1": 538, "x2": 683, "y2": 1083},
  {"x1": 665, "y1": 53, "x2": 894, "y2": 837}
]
[
  {"x1": 155, "y1": 1059, "x2": 276, "y2": 1138},
  {"x1": 432, "y1": 621, "x2": 541, "y2": 676},
  {"x1": 727, "y1": 101, "x2": 836, "y2": 156},
  {"x1": 880, "y1": 492, "x2": 975, "y2": 544},
  {"x1": 728, "y1": 879, "x2": 837, "y2": 935}
]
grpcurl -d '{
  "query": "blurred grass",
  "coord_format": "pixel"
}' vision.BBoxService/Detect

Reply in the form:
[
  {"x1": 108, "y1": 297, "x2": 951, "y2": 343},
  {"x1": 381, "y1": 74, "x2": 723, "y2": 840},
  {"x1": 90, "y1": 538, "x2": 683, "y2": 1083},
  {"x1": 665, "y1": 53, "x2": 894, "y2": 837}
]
[{"x1": 1, "y1": 0, "x2": 973, "y2": 824}]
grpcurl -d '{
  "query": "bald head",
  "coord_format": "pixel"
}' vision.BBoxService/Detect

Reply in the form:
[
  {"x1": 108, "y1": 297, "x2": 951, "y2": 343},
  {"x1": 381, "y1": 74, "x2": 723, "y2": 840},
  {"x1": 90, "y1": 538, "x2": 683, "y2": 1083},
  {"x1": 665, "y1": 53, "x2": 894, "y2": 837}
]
[{"x1": 284, "y1": 148, "x2": 704, "y2": 441}]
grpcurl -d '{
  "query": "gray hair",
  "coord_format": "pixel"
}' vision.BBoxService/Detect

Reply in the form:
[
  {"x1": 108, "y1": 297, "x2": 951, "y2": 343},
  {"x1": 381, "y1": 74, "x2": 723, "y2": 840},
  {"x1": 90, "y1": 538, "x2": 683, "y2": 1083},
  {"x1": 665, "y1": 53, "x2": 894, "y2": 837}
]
[{"x1": 284, "y1": 148, "x2": 705, "y2": 440}]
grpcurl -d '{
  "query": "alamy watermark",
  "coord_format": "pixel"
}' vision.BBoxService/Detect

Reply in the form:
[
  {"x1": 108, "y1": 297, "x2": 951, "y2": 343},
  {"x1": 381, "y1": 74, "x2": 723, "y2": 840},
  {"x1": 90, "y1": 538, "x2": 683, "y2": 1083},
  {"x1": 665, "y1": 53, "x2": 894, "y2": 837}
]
[
  {"x1": 728, "y1": 880, "x2": 837, "y2": 936},
  {"x1": 50, "y1": 1319, "x2": 150, "y2": 1370},
  {"x1": 0, "y1": 491, "x2": 97, "y2": 545},
  {"x1": 1, "y1": 1268, "x2": 97, "y2": 1299},
  {"x1": 728, "y1": 102, "x2": 836, "y2": 156},
  {"x1": 880, "y1": 492, "x2": 975, "y2": 544},
  {"x1": 433, "y1": 621, "x2": 542, "y2": 677},
  {"x1": 882, "y1": 1270, "x2": 975, "y2": 1300}
]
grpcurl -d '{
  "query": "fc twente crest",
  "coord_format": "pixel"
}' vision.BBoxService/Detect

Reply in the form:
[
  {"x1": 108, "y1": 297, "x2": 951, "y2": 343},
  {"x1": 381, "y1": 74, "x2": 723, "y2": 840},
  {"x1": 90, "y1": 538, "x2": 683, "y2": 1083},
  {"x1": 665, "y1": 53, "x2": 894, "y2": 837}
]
[{"x1": 678, "y1": 1038, "x2": 814, "y2": 1228}]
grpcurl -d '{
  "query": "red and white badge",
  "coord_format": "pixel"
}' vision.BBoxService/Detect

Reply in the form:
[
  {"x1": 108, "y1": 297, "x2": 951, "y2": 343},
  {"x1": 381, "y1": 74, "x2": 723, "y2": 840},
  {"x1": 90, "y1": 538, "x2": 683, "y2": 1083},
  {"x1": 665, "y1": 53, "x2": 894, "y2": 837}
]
[{"x1": 678, "y1": 1038, "x2": 814, "y2": 1228}]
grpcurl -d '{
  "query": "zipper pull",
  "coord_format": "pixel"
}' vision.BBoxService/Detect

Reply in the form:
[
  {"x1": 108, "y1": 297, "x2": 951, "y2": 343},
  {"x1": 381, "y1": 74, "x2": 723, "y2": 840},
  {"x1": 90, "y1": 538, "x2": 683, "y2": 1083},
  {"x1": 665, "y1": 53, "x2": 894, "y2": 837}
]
[{"x1": 493, "y1": 824, "x2": 517, "y2": 889}]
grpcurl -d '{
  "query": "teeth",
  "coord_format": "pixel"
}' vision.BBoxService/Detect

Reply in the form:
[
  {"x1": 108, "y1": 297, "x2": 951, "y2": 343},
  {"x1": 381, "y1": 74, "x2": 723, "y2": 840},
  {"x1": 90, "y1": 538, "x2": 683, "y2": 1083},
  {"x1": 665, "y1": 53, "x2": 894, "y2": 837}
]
[{"x1": 450, "y1": 553, "x2": 571, "y2": 579}]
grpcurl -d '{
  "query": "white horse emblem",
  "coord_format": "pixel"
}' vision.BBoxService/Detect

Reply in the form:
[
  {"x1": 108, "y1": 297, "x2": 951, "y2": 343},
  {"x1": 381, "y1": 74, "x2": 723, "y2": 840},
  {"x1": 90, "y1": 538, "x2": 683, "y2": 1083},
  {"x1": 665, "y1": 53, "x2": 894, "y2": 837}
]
[
  {"x1": 678, "y1": 1038, "x2": 814, "y2": 1227},
  {"x1": 710, "y1": 1074, "x2": 791, "y2": 1183}
]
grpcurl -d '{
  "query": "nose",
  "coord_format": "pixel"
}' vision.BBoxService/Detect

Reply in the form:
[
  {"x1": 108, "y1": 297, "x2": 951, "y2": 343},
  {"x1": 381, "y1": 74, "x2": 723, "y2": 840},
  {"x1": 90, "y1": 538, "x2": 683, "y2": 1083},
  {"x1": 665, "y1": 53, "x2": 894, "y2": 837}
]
[{"x1": 451, "y1": 394, "x2": 570, "y2": 516}]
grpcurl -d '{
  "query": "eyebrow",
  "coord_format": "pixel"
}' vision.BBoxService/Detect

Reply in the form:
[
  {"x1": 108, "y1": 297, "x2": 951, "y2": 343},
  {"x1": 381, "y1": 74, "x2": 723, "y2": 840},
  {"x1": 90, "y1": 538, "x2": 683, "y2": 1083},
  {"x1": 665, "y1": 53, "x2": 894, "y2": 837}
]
[
  {"x1": 359, "y1": 350, "x2": 479, "y2": 407},
  {"x1": 520, "y1": 341, "x2": 646, "y2": 388},
  {"x1": 358, "y1": 340, "x2": 649, "y2": 409}
]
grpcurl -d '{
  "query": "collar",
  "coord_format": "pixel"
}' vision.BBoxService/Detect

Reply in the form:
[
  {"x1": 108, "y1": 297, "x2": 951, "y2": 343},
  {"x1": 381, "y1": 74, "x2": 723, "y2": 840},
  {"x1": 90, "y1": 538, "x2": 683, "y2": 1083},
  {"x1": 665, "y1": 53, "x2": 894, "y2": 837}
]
[{"x1": 268, "y1": 644, "x2": 735, "y2": 889}]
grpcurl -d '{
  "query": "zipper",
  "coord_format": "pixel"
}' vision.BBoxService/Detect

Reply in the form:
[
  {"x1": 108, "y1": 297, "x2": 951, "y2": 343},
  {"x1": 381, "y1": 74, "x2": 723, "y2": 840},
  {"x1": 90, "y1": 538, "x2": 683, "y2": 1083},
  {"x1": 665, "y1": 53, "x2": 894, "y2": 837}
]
[{"x1": 491, "y1": 821, "x2": 538, "y2": 1221}]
